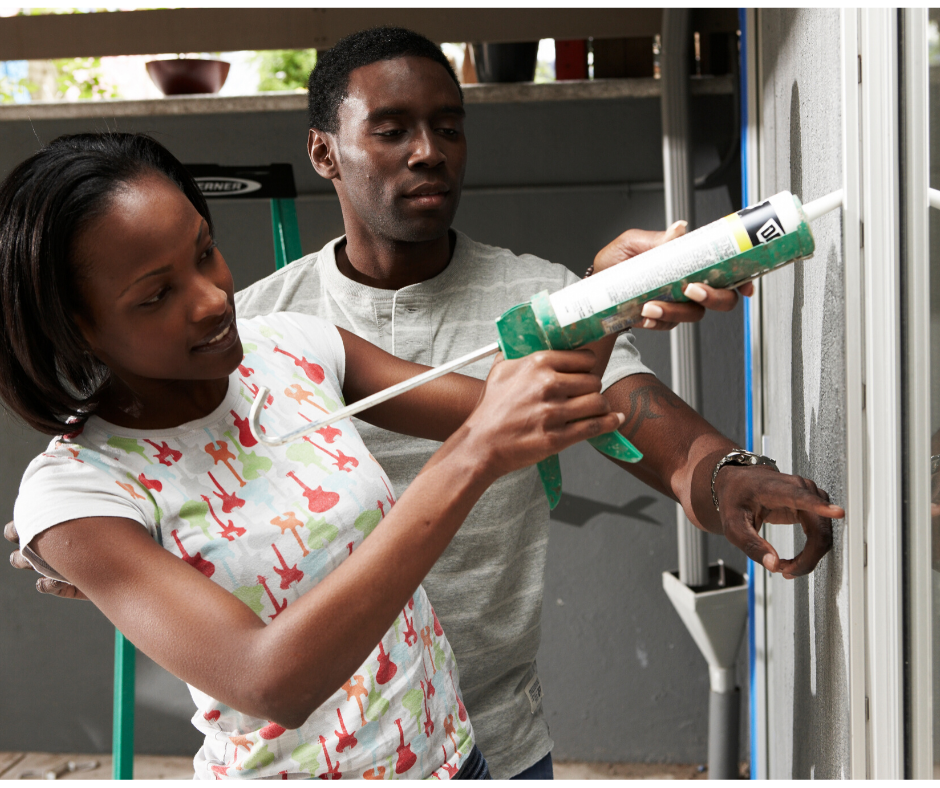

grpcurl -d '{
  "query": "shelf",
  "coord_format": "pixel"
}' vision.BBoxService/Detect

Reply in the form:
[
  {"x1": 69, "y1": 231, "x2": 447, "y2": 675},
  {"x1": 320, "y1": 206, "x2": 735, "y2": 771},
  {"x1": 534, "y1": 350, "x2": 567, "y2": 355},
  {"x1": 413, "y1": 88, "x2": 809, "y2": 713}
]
[{"x1": 0, "y1": 75, "x2": 733, "y2": 122}]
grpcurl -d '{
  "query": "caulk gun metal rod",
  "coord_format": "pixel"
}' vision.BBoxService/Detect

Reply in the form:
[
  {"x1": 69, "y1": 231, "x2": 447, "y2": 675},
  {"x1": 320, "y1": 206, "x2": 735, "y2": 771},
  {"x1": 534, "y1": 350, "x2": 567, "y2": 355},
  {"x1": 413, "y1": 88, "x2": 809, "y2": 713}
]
[
  {"x1": 930, "y1": 188, "x2": 940, "y2": 212},
  {"x1": 802, "y1": 189, "x2": 844, "y2": 223},
  {"x1": 249, "y1": 341, "x2": 502, "y2": 446}
]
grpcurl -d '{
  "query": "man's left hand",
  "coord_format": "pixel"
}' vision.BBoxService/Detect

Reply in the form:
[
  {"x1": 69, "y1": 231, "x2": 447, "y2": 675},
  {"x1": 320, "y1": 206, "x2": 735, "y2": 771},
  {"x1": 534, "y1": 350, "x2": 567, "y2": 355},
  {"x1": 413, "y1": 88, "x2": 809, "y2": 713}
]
[
  {"x1": 712, "y1": 465, "x2": 844, "y2": 579},
  {"x1": 594, "y1": 223, "x2": 755, "y2": 331}
]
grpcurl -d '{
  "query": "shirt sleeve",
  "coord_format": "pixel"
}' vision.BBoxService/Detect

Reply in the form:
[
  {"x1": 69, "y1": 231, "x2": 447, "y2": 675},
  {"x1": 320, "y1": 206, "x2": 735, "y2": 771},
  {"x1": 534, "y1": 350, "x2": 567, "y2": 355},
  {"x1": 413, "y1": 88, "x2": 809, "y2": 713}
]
[
  {"x1": 558, "y1": 268, "x2": 653, "y2": 389},
  {"x1": 13, "y1": 448, "x2": 152, "y2": 580}
]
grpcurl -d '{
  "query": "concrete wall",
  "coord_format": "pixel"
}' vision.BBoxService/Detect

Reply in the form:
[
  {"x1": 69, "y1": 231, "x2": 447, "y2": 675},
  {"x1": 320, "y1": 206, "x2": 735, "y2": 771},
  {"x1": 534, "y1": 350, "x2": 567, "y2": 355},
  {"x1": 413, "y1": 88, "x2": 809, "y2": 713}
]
[
  {"x1": 0, "y1": 89, "x2": 747, "y2": 763},
  {"x1": 757, "y1": 9, "x2": 851, "y2": 779}
]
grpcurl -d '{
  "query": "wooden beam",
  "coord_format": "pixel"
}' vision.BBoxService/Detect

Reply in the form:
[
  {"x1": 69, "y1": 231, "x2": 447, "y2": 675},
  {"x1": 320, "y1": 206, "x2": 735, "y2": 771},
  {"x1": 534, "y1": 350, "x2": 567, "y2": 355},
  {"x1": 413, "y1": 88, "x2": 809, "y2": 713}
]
[{"x1": 0, "y1": 8, "x2": 694, "y2": 60}]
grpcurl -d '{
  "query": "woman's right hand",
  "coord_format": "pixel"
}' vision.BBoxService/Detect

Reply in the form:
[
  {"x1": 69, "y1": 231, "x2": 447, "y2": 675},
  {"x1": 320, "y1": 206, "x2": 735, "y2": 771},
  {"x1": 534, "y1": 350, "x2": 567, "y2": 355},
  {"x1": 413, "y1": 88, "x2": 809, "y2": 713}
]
[{"x1": 456, "y1": 348, "x2": 625, "y2": 481}]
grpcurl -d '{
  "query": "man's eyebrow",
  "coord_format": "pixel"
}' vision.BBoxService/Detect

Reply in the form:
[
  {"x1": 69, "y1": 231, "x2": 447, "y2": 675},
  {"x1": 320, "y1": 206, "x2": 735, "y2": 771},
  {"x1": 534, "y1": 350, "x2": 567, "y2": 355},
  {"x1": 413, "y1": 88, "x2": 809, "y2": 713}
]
[
  {"x1": 366, "y1": 104, "x2": 466, "y2": 121},
  {"x1": 366, "y1": 107, "x2": 406, "y2": 121}
]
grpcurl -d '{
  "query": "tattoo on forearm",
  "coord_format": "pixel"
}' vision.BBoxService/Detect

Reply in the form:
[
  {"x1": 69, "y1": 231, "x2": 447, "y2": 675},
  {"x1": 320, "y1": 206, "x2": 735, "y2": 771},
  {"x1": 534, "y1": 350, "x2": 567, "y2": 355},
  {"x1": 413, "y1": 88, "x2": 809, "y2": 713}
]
[{"x1": 620, "y1": 384, "x2": 684, "y2": 441}]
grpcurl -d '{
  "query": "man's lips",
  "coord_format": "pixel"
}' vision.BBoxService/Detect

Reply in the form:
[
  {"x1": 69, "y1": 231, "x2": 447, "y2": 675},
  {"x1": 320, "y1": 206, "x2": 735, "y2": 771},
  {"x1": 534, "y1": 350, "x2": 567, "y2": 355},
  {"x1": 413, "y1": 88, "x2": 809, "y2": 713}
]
[
  {"x1": 403, "y1": 182, "x2": 450, "y2": 198},
  {"x1": 402, "y1": 183, "x2": 450, "y2": 207}
]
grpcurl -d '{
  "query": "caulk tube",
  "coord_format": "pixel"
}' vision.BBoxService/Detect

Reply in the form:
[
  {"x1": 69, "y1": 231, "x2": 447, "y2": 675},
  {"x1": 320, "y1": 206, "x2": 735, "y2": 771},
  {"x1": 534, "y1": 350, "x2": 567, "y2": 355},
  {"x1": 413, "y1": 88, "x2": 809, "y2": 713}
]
[{"x1": 533, "y1": 191, "x2": 816, "y2": 349}]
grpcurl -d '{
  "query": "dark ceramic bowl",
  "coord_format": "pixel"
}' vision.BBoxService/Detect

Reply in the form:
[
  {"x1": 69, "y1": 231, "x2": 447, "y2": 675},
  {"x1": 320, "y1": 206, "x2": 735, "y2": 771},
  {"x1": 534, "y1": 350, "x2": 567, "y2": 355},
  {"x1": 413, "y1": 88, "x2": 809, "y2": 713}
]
[{"x1": 146, "y1": 59, "x2": 230, "y2": 96}]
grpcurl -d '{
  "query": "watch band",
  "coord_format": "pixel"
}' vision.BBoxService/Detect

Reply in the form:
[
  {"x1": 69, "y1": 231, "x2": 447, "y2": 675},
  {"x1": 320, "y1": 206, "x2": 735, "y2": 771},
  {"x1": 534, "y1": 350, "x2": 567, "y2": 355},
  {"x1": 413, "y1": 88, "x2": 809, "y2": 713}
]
[{"x1": 711, "y1": 449, "x2": 780, "y2": 512}]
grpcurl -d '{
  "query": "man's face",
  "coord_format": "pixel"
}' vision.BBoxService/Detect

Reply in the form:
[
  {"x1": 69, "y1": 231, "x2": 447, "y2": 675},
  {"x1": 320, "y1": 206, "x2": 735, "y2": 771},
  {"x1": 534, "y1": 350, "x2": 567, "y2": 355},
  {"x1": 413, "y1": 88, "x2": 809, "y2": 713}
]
[{"x1": 328, "y1": 56, "x2": 467, "y2": 244}]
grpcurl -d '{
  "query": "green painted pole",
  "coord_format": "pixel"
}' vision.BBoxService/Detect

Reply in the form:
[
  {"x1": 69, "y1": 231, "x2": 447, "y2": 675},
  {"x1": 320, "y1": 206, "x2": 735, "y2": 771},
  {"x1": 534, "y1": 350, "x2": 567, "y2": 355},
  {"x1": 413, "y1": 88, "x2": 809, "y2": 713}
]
[
  {"x1": 113, "y1": 630, "x2": 135, "y2": 780},
  {"x1": 271, "y1": 198, "x2": 303, "y2": 270}
]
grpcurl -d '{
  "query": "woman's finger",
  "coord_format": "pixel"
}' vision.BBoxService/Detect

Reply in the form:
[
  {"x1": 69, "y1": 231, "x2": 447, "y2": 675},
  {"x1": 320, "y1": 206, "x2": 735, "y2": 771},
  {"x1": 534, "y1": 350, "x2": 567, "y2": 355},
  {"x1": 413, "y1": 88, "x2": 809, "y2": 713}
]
[
  {"x1": 683, "y1": 283, "x2": 741, "y2": 312},
  {"x1": 36, "y1": 577, "x2": 88, "y2": 600},
  {"x1": 640, "y1": 300, "x2": 704, "y2": 327},
  {"x1": 9, "y1": 548, "x2": 33, "y2": 571},
  {"x1": 551, "y1": 392, "x2": 612, "y2": 425},
  {"x1": 4, "y1": 520, "x2": 18, "y2": 545},
  {"x1": 553, "y1": 411, "x2": 625, "y2": 447}
]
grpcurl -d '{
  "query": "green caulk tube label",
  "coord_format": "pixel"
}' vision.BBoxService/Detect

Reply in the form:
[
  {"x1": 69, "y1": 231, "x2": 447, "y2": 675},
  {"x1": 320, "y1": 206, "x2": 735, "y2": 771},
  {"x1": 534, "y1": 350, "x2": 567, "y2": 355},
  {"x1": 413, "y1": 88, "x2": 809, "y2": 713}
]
[{"x1": 549, "y1": 191, "x2": 803, "y2": 328}]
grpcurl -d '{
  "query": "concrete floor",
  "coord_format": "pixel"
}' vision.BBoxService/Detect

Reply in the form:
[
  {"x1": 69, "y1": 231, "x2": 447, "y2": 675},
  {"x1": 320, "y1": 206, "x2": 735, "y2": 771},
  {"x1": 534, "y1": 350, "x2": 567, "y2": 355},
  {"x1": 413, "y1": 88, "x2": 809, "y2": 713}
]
[{"x1": 0, "y1": 752, "x2": 718, "y2": 780}]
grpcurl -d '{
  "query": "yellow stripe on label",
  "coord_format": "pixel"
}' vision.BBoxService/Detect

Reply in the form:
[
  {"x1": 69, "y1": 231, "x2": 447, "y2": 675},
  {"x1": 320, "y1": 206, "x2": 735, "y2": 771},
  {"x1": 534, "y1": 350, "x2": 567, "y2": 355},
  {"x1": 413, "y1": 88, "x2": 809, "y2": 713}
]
[{"x1": 723, "y1": 213, "x2": 753, "y2": 252}]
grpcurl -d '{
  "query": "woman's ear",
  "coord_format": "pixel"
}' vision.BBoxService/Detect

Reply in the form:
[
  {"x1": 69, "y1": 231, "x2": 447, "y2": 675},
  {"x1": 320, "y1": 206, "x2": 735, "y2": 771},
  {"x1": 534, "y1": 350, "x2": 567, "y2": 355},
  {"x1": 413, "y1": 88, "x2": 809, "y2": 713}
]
[
  {"x1": 308, "y1": 128, "x2": 339, "y2": 180},
  {"x1": 71, "y1": 311, "x2": 99, "y2": 357}
]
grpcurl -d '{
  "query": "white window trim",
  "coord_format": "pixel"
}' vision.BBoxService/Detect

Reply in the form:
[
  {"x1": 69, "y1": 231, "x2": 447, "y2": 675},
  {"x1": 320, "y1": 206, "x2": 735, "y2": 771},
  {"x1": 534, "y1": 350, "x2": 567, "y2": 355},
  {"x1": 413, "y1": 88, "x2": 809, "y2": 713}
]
[
  {"x1": 840, "y1": 8, "x2": 870, "y2": 779},
  {"x1": 858, "y1": 8, "x2": 905, "y2": 778},
  {"x1": 900, "y1": 7, "x2": 933, "y2": 780}
]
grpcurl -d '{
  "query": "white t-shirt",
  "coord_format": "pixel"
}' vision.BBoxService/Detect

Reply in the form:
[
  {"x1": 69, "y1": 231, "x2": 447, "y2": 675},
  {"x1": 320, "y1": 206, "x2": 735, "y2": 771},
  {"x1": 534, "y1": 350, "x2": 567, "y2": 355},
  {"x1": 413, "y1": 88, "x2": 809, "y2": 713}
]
[
  {"x1": 14, "y1": 312, "x2": 472, "y2": 780},
  {"x1": 234, "y1": 233, "x2": 653, "y2": 777}
]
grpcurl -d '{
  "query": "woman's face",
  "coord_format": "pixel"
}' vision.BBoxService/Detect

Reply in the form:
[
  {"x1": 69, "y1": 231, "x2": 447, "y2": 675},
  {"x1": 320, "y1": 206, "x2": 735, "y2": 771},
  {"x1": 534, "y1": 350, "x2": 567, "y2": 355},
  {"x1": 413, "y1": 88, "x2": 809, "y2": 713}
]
[{"x1": 74, "y1": 173, "x2": 243, "y2": 396}]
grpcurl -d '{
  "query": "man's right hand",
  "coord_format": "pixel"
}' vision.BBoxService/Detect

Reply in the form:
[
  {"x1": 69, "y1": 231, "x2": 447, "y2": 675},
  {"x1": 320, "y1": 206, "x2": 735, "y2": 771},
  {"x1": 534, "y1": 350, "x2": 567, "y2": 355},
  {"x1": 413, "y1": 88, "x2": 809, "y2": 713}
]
[{"x1": 5, "y1": 521, "x2": 88, "y2": 600}]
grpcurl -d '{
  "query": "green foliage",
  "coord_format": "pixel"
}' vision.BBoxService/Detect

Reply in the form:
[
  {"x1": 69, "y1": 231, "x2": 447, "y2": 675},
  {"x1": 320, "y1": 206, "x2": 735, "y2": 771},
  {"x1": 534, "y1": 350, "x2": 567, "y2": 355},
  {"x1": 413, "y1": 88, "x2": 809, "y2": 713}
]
[
  {"x1": 53, "y1": 56, "x2": 119, "y2": 100},
  {"x1": 254, "y1": 49, "x2": 317, "y2": 92}
]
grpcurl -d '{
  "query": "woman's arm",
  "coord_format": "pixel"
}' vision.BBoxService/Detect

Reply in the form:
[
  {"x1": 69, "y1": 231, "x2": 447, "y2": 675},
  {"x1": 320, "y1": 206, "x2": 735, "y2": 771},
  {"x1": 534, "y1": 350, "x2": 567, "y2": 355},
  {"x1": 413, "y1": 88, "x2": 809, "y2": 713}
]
[
  {"x1": 339, "y1": 327, "x2": 616, "y2": 442},
  {"x1": 30, "y1": 349, "x2": 624, "y2": 729}
]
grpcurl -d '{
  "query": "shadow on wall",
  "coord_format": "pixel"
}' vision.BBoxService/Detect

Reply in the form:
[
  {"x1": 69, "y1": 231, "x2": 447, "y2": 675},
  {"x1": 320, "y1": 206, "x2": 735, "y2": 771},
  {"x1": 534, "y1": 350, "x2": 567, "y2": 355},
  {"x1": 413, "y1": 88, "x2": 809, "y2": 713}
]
[{"x1": 787, "y1": 79, "x2": 850, "y2": 779}]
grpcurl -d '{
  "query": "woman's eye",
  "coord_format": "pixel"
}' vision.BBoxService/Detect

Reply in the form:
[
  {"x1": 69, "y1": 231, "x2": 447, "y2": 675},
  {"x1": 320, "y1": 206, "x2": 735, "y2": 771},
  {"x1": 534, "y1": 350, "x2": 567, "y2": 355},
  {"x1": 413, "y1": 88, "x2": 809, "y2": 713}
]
[
  {"x1": 140, "y1": 287, "x2": 169, "y2": 306},
  {"x1": 200, "y1": 240, "x2": 218, "y2": 261}
]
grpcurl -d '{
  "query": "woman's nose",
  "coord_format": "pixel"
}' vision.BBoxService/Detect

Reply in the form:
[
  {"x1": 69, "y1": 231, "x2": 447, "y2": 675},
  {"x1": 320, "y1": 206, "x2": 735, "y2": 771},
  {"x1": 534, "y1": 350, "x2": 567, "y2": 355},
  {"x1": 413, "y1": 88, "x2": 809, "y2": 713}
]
[{"x1": 192, "y1": 275, "x2": 228, "y2": 322}]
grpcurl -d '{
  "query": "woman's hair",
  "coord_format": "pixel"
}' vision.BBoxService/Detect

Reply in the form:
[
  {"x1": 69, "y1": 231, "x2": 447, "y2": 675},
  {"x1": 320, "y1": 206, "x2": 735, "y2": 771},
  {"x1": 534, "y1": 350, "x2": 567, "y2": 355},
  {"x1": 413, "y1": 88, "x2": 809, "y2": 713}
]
[{"x1": 0, "y1": 132, "x2": 212, "y2": 434}]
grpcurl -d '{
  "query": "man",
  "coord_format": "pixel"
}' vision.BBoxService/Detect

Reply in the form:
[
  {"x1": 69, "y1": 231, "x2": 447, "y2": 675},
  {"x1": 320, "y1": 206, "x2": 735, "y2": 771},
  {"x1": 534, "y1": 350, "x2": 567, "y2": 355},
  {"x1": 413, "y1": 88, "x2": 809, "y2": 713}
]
[{"x1": 7, "y1": 27, "x2": 841, "y2": 779}]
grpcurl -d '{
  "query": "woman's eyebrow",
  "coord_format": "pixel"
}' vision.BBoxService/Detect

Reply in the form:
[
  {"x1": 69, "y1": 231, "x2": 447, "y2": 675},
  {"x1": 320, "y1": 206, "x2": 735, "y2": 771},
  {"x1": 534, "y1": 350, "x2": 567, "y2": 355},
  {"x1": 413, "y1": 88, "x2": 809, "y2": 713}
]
[{"x1": 119, "y1": 265, "x2": 172, "y2": 297}]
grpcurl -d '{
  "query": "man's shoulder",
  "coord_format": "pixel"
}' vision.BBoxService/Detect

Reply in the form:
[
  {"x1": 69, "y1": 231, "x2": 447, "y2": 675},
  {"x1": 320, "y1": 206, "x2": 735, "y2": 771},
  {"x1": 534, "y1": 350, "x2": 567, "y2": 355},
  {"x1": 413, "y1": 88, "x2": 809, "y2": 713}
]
[
  {"x1": 235, "y1": 251, "x2": 326, "y2": 319},
  {"x1": 455, "y1": 232, "x2": 578, "y2": 290}
]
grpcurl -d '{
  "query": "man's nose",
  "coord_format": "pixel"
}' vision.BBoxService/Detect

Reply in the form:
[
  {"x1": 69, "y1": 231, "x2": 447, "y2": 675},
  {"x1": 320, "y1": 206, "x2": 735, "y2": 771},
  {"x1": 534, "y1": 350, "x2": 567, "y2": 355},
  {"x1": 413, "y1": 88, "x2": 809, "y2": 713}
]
[{"x1": 408, "y1": 127, "x2": 445, "y2": 168}]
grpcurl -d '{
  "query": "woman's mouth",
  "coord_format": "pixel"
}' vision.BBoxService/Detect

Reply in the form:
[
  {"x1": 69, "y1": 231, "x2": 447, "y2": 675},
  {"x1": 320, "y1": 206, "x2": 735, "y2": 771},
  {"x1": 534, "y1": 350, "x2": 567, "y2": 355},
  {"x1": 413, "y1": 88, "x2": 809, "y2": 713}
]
[{"x1": 193, "y1": 316, "x2": 239, "y2": 353}]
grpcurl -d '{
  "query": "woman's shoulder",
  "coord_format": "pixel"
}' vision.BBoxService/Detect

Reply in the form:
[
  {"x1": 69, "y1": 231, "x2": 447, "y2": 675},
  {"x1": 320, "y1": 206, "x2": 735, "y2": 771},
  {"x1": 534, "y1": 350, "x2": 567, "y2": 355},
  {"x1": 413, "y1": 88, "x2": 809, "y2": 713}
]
[
  {"x1": 237, "y1": 312, "x2": 346, "y2": 391},
  {"x1": 15, "y1": 431, "x2": 154, "y2": 557}
]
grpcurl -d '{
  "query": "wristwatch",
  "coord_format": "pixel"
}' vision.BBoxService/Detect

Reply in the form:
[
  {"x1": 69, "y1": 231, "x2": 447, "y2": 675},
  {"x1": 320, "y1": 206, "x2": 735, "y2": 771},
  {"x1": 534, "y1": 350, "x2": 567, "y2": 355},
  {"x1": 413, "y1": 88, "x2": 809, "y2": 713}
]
[{"x1": 711, "y1": 449, "x2": 780, "y2": 511}]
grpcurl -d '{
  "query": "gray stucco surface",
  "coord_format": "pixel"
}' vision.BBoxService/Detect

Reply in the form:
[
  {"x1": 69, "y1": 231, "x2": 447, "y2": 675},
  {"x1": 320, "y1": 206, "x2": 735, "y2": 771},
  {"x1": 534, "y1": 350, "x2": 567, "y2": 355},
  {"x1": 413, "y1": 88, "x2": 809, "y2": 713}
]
[
  {"x1": 0, "y1": 90, "x2": 746, "y2": 763},
  {"x1": 757, "y1": 8, "x2": 850, "y2": 779}
]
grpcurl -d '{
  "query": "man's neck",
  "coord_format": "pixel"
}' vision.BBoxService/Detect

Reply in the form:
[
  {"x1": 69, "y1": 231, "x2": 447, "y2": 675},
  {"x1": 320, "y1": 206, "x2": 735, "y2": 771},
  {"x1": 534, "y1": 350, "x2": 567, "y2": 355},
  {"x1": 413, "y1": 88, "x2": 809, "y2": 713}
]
[{"x1": 335, "y1": 230, "x2": 456, "y2": 290}]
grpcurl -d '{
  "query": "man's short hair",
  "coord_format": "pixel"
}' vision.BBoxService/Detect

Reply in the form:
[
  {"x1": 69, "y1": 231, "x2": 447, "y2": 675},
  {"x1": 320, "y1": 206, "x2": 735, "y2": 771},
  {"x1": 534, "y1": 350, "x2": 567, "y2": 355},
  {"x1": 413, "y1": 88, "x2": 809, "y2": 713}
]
[{"x1": 307, "y1": 26, "x2": 463, "y2": 134}]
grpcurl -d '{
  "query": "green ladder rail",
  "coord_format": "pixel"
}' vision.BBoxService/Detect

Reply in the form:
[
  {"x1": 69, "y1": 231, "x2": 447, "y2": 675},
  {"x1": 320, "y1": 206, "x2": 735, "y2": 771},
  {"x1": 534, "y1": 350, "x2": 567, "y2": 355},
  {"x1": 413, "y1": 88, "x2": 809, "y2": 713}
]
[{"x1": 111, "y1": 192, "x2": 303, "y2": 779}]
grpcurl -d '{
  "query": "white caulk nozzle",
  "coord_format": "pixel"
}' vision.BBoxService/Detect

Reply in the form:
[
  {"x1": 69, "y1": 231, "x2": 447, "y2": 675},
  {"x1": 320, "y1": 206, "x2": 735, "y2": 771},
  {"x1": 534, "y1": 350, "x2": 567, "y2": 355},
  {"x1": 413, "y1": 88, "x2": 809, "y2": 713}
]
[
  {"x1": 929, "y1": 188, "x2": 940, "y2": 212},
  {"x1": 802, "y1": 189, "x2": 844, "y2": 223}
]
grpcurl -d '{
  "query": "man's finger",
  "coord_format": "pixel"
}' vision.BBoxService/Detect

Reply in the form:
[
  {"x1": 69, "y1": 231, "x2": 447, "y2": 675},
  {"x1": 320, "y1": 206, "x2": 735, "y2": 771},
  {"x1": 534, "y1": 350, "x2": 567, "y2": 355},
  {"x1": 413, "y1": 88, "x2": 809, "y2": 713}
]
[
  {"x1": 9, "y1": 549, "x2": 33, "y2": 571},
  {"x1": 4, "y1": 520, "x2": 18, "y2": 545},
  {"x1": 778, "y1": 517, "x2": 834, "y2": 578},
  {"x1": 723, "y1": 516, "x2": 781, "y2": 573}
]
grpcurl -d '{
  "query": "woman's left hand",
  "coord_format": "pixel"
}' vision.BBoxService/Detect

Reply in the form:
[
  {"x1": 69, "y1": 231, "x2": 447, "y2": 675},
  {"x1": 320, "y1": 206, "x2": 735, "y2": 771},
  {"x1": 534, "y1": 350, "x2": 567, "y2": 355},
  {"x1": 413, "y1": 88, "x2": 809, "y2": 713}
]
[{"x1": 592, "y1": 225, "x2": 754, "y2": 331}]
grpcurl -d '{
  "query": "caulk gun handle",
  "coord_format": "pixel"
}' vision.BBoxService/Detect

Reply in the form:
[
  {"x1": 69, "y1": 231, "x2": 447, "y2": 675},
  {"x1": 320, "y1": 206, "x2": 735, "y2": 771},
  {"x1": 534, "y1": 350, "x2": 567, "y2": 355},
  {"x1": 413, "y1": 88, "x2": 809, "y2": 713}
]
[
  {"x1": 496, "y1": 302, "x2": 564, "y2": 509},
  {"x1": 494, "y1": 302, "x2": 643, "y2": 511}
]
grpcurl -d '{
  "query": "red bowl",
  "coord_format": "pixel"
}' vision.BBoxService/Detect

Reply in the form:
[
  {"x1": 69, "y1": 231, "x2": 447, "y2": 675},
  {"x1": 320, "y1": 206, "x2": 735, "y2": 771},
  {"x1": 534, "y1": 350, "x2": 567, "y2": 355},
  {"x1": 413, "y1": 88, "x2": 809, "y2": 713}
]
[{"x1": 146, "y1": 59, "x2": 230, "y2": 96}]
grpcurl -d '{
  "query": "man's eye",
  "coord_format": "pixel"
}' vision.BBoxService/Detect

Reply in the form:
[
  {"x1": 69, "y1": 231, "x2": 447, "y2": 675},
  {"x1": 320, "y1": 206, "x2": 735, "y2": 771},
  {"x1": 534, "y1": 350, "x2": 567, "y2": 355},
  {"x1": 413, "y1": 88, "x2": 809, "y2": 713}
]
[{"x1": 377, "y1": 129, "x2": 405, "y2": 137}]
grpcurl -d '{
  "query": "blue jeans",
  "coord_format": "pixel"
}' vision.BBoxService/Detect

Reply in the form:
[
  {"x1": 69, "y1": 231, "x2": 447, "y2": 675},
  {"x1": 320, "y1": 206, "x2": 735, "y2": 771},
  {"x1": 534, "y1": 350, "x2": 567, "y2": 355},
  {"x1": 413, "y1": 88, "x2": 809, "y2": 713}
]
[
  {"x1": 511, "y1": 752, "x2": 553, "y2": 780},
  {"x1": 455, "y1": 745, "x2": 491, "y2": 779}
]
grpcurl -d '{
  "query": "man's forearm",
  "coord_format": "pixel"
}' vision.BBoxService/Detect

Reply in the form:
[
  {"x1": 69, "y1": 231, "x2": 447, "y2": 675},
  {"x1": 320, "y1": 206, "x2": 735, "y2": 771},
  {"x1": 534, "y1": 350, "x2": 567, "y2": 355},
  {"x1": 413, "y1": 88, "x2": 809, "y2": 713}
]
[{"x1": 602, "y1": 373, "x2": 736, "y2": 534}]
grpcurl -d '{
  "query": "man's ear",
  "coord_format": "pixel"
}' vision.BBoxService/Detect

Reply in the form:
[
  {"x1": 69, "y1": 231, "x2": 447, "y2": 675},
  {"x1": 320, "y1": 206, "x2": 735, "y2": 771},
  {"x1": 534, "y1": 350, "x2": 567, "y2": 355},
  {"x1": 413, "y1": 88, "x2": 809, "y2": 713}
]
[{"x1": 308, "y1": 128, "x2": 339, "y2": 180}]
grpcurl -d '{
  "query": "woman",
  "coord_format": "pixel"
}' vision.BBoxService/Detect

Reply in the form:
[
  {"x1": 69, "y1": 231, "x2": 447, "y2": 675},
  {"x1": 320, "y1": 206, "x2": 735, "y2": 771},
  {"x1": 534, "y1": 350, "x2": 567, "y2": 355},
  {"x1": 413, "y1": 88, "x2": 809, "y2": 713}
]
[{"x1": 0, "y1": 133, "x2": 622, "y2": 779}]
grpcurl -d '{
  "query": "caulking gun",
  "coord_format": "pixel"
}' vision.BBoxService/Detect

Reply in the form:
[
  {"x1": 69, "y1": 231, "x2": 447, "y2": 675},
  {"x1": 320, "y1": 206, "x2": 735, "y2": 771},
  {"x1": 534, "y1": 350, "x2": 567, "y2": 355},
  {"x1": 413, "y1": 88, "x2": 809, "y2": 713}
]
[{"x1": 250, "y1": 189, "x2": 844, "y2": 509}]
